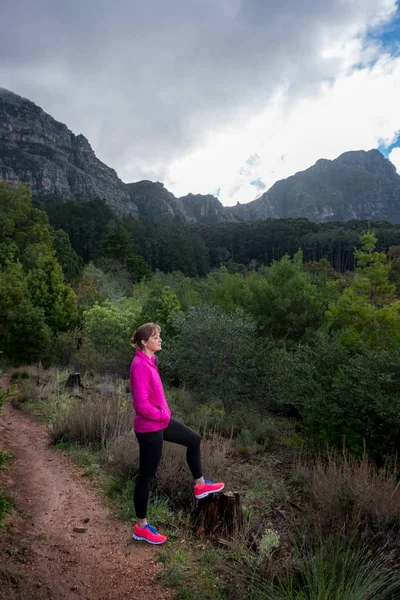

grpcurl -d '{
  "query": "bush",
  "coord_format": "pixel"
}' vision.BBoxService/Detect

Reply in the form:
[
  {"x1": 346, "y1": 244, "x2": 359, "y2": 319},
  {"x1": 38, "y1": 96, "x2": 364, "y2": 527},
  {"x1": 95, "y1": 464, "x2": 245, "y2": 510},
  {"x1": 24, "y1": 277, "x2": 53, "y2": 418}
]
[
  {"x1": 79, "y1": 298, "x2": 139, "y2": 375},
  {"x1": 271, "y1": 333, "x2": 400, "y2": 460},
  {"x1": 164, "y1": 305, "x2": 270, "y2": 414},
  {"x1": 293, "y1": 450, "x2": 400, "y2": 543},
  {"x1": 229, "y1": 532, "x2": 400, "y2": 600}
]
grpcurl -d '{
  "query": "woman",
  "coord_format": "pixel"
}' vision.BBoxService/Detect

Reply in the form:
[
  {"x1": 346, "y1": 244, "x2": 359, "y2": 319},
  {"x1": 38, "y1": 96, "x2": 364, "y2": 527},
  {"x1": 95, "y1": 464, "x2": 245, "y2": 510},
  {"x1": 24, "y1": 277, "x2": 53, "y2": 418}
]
[{"x1": 130, "y1": 322, "x2": 224, "y2": 544}]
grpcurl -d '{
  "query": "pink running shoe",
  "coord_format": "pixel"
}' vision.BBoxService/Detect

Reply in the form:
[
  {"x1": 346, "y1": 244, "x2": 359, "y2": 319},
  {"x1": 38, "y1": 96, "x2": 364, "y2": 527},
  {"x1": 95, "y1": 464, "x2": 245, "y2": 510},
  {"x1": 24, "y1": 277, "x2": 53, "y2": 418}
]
[
  {"x1": 133, "y1": 523, "x2": 167, "y2": 545},
  {"x1": 194, "y1": 479, "x2": 225, "y2": 499}
]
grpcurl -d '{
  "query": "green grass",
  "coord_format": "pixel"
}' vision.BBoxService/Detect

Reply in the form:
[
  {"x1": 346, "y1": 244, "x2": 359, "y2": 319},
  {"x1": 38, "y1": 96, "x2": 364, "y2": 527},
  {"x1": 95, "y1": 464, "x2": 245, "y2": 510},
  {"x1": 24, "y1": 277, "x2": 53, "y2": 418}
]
[{"x1": 158, "y1": 541, "x2": 228, "y2": 600}]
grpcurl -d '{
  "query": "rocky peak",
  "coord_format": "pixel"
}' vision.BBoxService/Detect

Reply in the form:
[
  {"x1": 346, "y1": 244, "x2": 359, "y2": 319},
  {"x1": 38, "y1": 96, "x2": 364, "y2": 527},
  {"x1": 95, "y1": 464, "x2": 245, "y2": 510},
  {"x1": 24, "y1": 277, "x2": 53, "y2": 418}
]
[
  {"x1": 0, "y1": 88, "x2": 134, "y2": 215},
  {"x1": 335, "y1": 149, "x2": 398, "y2": 180},
  {"x1": 231, "y1": 149, "x2": 400, "y2": 223},
  {"x1": 1, "y1": 88, "x2": 400, "y2": 225},
  {"x1": 179, "y1": 193, "x2": 236, "y2": 222}
]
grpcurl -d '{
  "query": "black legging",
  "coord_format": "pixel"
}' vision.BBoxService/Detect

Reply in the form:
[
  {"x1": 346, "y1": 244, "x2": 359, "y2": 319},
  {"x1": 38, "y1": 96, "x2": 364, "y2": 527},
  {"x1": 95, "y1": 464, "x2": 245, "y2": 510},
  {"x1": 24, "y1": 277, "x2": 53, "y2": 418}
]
[{"x1": 134, "y1": 418, "x2": 202, "y2": 519}]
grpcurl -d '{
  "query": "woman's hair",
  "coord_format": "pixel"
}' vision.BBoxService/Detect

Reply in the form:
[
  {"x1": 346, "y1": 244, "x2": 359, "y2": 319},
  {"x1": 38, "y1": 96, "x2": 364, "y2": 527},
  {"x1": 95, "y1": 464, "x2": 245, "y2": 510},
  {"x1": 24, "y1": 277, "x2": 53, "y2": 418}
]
[{"x1": 130, "y1": 323, "x2": 161, "y2": 349}]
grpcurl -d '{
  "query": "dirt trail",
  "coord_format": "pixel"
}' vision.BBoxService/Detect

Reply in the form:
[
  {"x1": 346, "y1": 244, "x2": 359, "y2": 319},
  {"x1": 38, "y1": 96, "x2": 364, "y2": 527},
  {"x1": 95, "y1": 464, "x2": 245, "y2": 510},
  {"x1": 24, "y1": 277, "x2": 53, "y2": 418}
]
[{"x1": 0, "y1": 399, "x2": 172, "y2": 600}]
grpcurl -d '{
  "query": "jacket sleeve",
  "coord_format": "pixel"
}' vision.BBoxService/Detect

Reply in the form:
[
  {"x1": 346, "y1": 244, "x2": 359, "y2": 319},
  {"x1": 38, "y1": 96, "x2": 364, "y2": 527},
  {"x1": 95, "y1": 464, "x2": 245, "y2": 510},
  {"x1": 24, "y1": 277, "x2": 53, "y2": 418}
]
[{"x1": 130, "y1": 362, "x2": 164, "y2": 422}]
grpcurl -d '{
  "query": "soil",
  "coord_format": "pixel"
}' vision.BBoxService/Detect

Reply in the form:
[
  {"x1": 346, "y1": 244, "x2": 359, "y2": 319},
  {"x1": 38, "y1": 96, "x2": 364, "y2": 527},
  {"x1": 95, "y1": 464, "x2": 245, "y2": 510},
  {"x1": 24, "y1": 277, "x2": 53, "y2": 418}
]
[{"x1": 0, "y1": 392, "x2": 173, "y2": 600}]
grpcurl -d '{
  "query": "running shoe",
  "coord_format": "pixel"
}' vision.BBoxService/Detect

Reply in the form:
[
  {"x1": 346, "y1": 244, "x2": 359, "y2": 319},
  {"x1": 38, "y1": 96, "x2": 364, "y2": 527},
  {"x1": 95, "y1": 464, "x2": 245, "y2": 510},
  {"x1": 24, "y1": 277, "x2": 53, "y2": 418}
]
[
  {"x1": 133, "y1": 523, "x2": 167, "y2": 544},
  {"x1": 194, "y1": 479, "x2": 225, "y2": 499}
]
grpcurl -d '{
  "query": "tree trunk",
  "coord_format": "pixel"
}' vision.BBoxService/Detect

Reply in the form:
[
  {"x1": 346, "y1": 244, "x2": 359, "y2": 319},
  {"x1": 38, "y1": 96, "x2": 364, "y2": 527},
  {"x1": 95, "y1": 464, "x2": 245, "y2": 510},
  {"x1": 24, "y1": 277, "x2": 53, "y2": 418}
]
[
  {"x1": 193, "y1": 492, "x2": 244, "y2": 540},
  {"x1": 65, "y1": 372, "x2": 83, "y2": 389}
]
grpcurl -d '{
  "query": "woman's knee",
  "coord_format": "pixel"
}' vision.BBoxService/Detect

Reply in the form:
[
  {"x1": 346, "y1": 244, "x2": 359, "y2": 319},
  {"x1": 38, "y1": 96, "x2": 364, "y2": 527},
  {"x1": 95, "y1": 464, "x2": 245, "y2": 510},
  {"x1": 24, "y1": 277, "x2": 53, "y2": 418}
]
[{"x1": 191, "y1": 431, "x2": 201, "y2": 449}]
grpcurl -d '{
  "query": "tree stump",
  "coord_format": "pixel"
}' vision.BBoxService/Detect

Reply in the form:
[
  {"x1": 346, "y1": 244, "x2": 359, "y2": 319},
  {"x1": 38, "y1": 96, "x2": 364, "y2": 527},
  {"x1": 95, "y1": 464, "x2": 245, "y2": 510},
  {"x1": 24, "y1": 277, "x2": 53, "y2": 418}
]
[
  {"x1": 65, "y1": 372, "x2": 83, "y2": 389},
  {"x1": 193, "y1": 492, "x2": 244, "y2": 540}
]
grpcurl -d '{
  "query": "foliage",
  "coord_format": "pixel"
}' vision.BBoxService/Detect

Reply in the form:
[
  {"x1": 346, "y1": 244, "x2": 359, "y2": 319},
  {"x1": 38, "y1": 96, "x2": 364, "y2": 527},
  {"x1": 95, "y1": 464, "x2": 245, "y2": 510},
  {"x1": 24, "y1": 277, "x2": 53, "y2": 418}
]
[
  {"x1": 271, "y1": 333, "x2": 400, "y2": 458},
  {"x1": 138, "y1": 271, "x2": 200, "y2": 314},
  {"x1": 245, "y1": 251, "x2": 327, "y2": 341},
  {"x1": 138, "y1": 285, "x2": 184, "y2": 337},
  {"x1": 44, "y1": 196, "x2": 114, "y2": 262},
  {"x1": 74, "y1": 261, "x2": 134, "y2": 309},
  {"x1": 327, "y1": 232, "x2": 400, "y2": 350},
  {"x1": 164, "y1": 305, "x2": 269, "y2": 413},
  {"x1": 98, "y1": 224, "x2": 151, "y2": 281},
  {"x1": 51, "y1": 227, "x2": 83, "y2": 283},
  {"x1": 194, "y1": 267, "x2": 248, "y2": 314},
  {"x1": 79, "y1": 298, "x2": 140, "y2": 373},
  {"x1": 0, "y1": 183, "x2": 78, "y2": 363}
]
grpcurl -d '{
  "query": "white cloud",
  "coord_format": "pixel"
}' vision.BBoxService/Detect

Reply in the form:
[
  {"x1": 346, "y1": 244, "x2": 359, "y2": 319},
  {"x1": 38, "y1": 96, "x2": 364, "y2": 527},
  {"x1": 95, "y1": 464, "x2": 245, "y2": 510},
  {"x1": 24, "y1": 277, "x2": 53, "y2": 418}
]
[
  {"x1": 166, "y1": 50, "x2": 400, "y2": 205},
  {"x1": 0, "y1": 0, "x2": 399, "y2": 203},
  {"x1": 389, "y1": 146, "x2": 400, "y2": 172}
]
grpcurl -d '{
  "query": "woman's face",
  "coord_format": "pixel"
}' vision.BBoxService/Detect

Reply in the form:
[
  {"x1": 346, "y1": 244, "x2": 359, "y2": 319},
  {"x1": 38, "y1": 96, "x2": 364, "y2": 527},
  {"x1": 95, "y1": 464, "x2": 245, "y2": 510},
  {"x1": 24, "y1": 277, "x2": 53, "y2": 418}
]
[{"x1": 143, "y1": 330, "x2": 162, "y2": 354}]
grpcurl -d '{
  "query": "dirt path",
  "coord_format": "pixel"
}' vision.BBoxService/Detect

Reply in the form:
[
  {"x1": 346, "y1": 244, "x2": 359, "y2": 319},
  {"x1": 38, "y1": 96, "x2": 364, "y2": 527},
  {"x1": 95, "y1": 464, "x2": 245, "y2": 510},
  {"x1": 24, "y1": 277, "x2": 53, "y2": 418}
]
[{"x1": 0, "y1": 400, "x2": 173, "y2": 600}]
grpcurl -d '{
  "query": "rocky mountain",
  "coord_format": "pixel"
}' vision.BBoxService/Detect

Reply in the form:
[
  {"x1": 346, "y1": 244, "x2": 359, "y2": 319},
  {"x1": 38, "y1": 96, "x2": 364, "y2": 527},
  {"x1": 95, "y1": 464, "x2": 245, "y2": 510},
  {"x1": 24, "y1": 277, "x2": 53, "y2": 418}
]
[
  {"x1": 0, "y1": 88, "x2": 233, "y2": 223},
  {"x1": 231, "y1": 150, "x2": 400, "y2": 223},
  {"x1": 125, "y1": 181, "x2": 235, "y2": 223},
  {"x1": 1, "y1": 88, "x2": 400, "y2": 224},
  {"x1": 0, "y1": 88, "x2": 134, "y2": 215}
]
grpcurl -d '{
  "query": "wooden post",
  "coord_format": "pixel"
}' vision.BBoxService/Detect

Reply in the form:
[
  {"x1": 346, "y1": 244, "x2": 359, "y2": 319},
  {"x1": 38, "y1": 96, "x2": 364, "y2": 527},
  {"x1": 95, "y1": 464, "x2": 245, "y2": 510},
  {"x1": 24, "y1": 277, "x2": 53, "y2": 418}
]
[{"x1": 193, "y1": 492, "x2": 244, "y2": 540}]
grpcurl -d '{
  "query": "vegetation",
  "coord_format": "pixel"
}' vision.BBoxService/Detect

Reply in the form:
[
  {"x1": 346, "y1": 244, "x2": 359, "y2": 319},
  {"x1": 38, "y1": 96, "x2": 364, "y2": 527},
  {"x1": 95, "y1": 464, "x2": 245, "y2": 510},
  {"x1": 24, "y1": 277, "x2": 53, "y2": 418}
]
[
  {"x1": 2, "y1": 183, "x2": 400, "y2": 598},
  {"x1": 0, "y1": 370, "x2": 14, "y2": 527}
]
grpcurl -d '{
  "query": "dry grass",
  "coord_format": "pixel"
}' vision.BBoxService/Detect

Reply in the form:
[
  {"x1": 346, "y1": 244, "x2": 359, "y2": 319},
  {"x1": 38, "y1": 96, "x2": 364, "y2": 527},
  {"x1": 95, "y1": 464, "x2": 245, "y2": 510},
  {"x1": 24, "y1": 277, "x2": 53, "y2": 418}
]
[
  {"x1": 294, "y1": 449, "x2": 400, "y2": 538},
  {"x1": 50, "y1": 392, "x2": 132, "y2": 447}
]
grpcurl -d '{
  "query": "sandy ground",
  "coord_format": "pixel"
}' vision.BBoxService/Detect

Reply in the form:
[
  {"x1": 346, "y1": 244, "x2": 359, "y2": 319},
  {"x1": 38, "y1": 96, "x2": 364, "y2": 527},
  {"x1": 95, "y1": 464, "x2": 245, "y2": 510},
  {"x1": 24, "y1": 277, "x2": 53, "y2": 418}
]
[{"x1": 0, "y1": 397, "x2": 173, "y2": 600}]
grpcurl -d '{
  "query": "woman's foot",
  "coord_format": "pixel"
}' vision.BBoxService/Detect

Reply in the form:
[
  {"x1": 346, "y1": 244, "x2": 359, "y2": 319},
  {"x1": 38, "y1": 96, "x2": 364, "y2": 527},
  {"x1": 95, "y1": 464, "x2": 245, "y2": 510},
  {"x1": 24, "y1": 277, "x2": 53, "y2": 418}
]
[
  {"x1": 133, "y1": 523, "x2": 167, "y2": 544},
  {"x1": 194, "y1": 479, "x2": 225, "y2": 499}
]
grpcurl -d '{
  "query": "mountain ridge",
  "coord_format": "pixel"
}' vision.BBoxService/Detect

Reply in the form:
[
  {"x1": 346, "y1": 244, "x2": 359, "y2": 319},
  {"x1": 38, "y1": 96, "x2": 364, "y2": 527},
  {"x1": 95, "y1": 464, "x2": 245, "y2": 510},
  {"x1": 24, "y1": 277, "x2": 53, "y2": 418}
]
[{"x1": 1, "y1": 88, "x2": 400, "y2": 223}]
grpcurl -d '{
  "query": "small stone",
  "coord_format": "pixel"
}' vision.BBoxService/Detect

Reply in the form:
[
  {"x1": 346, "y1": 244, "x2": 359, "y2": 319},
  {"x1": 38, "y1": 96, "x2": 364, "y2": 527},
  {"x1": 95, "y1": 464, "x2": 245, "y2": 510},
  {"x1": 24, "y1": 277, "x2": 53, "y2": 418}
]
[
  {"x1": 83, "y1": 517, "x2": 90, "y2": 523},
  {"x1": 73, "y1": 526, "x2": 87, "y2": 533}
]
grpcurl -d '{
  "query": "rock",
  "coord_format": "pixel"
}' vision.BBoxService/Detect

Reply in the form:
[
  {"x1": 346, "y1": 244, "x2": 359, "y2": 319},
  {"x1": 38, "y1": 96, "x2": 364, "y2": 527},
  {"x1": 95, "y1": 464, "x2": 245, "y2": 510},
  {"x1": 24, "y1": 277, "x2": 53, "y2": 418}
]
[
  {"x1": 2, "y1": 88, "x2": 399, "y2": 223},
  {"x1": 73, "y1": 526, "x2": 87, "y2": 533},
  {"x1": 0, "y1": 88, "x2": 135, "y2": 216},
  {"x1": 231, "y1": 149, "x2": 400, "y2": 223}
]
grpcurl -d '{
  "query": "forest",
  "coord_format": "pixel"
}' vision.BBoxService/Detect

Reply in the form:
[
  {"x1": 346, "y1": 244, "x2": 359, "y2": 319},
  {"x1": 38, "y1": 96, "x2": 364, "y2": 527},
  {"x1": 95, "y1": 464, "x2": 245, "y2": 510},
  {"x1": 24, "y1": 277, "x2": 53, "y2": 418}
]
[{"x1": 1, "y1": 181, "x2": 400, "y2": 599}]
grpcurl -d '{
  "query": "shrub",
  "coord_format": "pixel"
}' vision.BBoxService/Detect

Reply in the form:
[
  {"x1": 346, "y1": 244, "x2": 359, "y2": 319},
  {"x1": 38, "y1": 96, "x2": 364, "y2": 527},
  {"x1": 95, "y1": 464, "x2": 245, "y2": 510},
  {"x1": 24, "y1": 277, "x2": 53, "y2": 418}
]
[
  {"x1": 293, "y1": 450, "x2": 400, "y2": 543},
  {"x1": 229, "y1": 534, "x2": 400, "y2": 600},
  {"x1": 164, "y1": 305, "x2": 270, "y2": 414},
  {"x1": 271, "y1": 333, "x2": 400, "y2": 460}
]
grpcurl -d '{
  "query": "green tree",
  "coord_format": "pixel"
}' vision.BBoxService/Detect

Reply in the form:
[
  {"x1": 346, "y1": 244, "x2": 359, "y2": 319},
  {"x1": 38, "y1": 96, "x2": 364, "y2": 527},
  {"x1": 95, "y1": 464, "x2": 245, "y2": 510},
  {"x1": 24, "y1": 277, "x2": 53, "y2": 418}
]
[
  {"x1": 195, "y1": 267, "x2": 248, "y2": 314},
  {"x1": 246, "y1": 251, "x2": 326, "y2": 341},
  {"x1": 326, "y1": 232, "x2": 400, "y2": 350},
  {"x1": 272, "y1": 333, "x2": 400, "y2": 459},
  {"x1": 139, "y1": 285, "x2": 183, "y2": 337},
  {"x1": 0, "y1": 183, "x2": 78, "y2": 362},
  {"x1": 79, "y1": 298, "x2": 139, "y2": 373},
  {"x1": 164, "y1": 305, "x2": 267, "y2": 414},
  {"x1": 0, "y1": 263, "x2": 51, "y2": 362},
  {"x1": 51, "y1": 228, "x2": 84, "y2": 283},
  {"x1": 99, "y1": 225, "x2": 151, "y2": 281}
]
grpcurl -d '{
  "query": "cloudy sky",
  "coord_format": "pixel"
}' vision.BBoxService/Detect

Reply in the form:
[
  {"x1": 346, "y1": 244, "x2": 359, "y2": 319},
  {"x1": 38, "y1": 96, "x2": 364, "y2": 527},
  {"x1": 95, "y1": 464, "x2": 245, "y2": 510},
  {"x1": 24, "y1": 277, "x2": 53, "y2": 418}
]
[{"x1": 1, "y1": 0, "x2": 400, "y2": 205}]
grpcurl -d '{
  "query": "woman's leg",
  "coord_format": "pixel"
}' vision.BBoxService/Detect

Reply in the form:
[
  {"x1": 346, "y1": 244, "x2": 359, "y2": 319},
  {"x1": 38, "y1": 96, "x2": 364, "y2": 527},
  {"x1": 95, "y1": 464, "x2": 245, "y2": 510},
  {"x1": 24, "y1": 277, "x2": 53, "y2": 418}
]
[
  {"x1": 134, "y1": 430, "x2": 164, "y2": 521},
  {"x1": 163, "y1": 418, "x2": 203, "y2": 481}
]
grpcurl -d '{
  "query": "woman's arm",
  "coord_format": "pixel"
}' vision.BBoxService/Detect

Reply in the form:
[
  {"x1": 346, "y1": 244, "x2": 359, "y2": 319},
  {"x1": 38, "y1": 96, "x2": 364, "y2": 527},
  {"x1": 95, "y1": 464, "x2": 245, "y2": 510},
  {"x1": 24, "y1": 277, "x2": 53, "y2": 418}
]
[{"x1": 130, "y1": 362, "x2": 166, "y2": 422}]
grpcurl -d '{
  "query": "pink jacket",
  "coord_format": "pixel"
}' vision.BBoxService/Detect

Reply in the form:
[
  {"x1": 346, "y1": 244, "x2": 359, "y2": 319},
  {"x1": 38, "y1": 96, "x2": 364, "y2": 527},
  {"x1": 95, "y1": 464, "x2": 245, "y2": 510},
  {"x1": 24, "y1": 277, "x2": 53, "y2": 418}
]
[{"x1": 130, "y1": 349, "x2": 171, "y2": 433}]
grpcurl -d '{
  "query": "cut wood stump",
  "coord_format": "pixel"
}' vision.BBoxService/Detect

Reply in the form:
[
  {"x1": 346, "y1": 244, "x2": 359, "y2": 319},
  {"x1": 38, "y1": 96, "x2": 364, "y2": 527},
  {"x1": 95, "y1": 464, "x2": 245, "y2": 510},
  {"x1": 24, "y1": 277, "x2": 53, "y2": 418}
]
[
  {"x1": 193, "y1": 492, "x2": 244, "y2": 540},
  {"x1": 65, "y1": 372, "x2": 83, "y2": 389}
]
